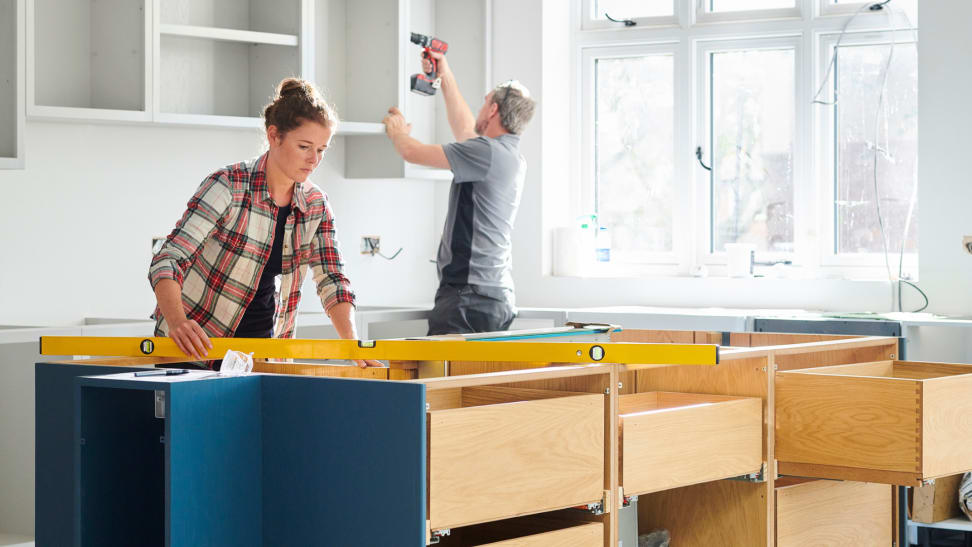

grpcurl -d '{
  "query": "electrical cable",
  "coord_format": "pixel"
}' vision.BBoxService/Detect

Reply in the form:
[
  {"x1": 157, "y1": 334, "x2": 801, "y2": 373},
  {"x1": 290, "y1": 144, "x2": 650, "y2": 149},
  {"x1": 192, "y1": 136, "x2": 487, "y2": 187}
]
[
  {"x1": 815, "y1": 0, "x2": 924, "y2": 312},
  {"x1": 376, "y1": 247, "x2": 403, "y2": 260},
  {"x1": 812, "y1": 2, "x2": 874, "y2": 106}
]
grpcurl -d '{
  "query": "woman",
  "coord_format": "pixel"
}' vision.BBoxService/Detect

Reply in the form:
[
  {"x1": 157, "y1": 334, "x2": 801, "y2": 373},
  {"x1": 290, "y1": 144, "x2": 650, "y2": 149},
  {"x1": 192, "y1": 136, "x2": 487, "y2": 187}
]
[{"x1": 149, "y1": 78, "x2": 380, "y2": 368}]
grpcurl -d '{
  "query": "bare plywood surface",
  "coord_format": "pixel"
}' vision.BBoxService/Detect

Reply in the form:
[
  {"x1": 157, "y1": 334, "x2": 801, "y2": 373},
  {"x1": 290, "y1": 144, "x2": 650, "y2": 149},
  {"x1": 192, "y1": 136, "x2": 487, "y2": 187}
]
[
  {"x1": 620, "y1": 392, "x2": 761, "y2": 495},
  {"x1": 428, "y1": 393, "x2": 604, "y2": 529},
  {"x1": 638, "y1": 480, "x2": 767, "y2": 547},
  {"x1": 776, "y1": 480, "x2": 892, "y2": 547},
  {"x1": 776, "y1": 372, "x2": 921, "y2": 473},
  {"x1": 922, "y1": 373, "x2": 972, "y2": 477}
]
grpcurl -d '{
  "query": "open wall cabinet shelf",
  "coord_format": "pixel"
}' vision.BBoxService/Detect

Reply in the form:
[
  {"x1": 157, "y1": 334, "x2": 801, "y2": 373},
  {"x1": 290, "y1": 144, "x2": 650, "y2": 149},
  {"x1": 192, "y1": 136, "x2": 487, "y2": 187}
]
[{"x1": 21, "y1": 0, "x2": 490, "y2": 180}]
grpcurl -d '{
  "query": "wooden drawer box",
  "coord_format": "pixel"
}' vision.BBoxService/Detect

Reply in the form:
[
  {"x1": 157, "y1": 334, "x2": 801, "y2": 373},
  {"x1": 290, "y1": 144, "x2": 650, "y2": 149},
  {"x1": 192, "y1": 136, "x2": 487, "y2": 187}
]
[
  {"x1": 777, "y1": 360, "x2": 972, "y2": 485},
  {"x1": 776, "y1": 478, "x2": 892, "y2": 546},
  {"x1": 428, "y1": 386, "x2": 605, "y2": 531},
  {"x1": 619, "y1": 392, "x2": 762, "y2": 495},
  {"x1": 435, "y1": 514, "x2": 603, "y2": 546}
]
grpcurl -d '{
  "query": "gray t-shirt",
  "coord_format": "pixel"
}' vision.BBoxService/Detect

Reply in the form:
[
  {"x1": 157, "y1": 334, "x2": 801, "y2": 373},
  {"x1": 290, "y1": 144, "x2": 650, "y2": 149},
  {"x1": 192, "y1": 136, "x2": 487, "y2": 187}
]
[{"x1": 439, "y1": 134, "x2": 526, "y2": 290}]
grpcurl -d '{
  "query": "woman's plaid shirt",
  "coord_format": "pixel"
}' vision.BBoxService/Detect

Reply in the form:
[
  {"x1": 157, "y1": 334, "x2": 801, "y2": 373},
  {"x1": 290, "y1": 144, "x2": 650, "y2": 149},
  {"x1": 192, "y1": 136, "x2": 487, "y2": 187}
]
[{"x1": 148, "y1": 153, "x2": 355, "y2": 338}]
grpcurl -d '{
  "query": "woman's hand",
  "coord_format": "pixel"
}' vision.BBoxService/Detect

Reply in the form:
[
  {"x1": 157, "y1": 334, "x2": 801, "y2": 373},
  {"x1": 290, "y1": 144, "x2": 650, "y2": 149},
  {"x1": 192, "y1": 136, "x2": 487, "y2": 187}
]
[
  {"x1": 353, "y1": 359, "x2": 385, "y2": 369},
  {"x1": 169, "y1": 318, "x2": 212, "y2": 360}
]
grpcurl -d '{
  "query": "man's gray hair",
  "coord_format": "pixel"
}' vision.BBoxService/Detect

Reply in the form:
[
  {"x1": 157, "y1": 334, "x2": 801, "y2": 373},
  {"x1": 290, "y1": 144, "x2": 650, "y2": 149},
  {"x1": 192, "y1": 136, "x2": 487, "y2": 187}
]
[{"x1": 492, "y1": 81, "x2": 536, "y2": 135}]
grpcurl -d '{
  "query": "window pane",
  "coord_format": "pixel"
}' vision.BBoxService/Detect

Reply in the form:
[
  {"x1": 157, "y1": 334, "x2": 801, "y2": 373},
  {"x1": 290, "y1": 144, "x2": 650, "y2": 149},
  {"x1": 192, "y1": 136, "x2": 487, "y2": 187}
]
[
  {"x1": 709, "y1": 0, "x2": 795, "y2": 12},
  {"x1": 596, "y1": 0, "x2": 673, "y2": 19},
  {"x1": 835, "y1": 42, "x2": 918, "y2": 255},
  {"x1": 710, "y1": 48, "x2": 795, "y2": 253},
  {"x1": 595, "y1": 54, "x2": 674, "y2": 255}
]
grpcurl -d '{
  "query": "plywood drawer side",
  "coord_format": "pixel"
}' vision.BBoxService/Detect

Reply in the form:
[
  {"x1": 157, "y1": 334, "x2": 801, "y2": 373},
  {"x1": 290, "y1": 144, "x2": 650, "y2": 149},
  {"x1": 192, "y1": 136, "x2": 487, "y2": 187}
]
[
  {"x1": 620, "y1": 393, "x2": 762, "y2": 495},
  {"x1": 776, "y1": 480, "x2": 892, "y2": 547},
  {"x1": 428, "y1": 393, "x2": 604, "y2": 530},
  {"x1": 776, "y1": 371, "x2": 921, "y2": 474}
]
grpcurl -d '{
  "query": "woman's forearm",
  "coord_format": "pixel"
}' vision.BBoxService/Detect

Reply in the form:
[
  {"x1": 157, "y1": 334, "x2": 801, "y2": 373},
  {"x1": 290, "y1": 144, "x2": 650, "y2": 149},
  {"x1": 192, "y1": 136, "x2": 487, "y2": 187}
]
[
  {"x1": 327, "y1": 302, "x2": 358, "y2": 340},
  {"x1": 154, "y1": 279, "x2": 188, "y2": 328}
]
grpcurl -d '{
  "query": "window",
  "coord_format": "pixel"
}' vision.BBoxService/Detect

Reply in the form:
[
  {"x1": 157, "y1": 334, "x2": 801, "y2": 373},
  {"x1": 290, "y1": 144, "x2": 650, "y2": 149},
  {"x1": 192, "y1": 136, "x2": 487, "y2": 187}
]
[
  {"x1": 594, "y1": 53, "x2": 676, "y2": 257},
  {"x1": 817, "y1": 31, "x2": 918, "y2": 266},
  {"x1": 706, "y1": 45, "x2": 795, "y2": 254},
  {"x1": 573, "y1": 0, "x2": 918, "y2": 277},
  {"x1": 583, "y1": 0, "x2": 677, "y2": 29},
  {"x1": 596, "y1": 0, "x2": 674, "y2": 19},
  {"x1": 709, "y1": 0, "x2": 795, "y2": 12}
]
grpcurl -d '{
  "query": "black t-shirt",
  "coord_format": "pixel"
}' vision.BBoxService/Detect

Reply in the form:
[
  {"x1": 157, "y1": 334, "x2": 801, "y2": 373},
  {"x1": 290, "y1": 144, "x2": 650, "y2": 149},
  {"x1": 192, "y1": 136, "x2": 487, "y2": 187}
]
[{"x1": 235, "y1": 205, "x2": 291, "y2": 338}]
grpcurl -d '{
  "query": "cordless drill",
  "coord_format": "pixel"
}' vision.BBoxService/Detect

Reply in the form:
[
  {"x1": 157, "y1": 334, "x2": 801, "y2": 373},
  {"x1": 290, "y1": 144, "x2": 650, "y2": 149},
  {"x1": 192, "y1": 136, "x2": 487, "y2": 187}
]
[{"x1": 410, "y1": 32, "x2": 449, "y2": 96}]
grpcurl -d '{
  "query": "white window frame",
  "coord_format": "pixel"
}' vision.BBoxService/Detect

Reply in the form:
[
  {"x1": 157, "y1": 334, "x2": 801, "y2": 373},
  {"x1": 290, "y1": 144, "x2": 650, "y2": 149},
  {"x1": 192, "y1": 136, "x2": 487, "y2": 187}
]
[
  {"x1": 694, "y1": 35, "x2": 809, "y2": 271},
  {"x1": 581, "y1": 0, "x2": 680, "y2": 31},
  {"x1": 580, "y1": 43, "x2": 688, "y2": 276},
  {"x1": 695, "y1": 0, "x2": 802, "y2": 25},
  {"x1": 814, "y1": 28, "x2": 919, "y2": 273},
  {"x1": 568, "y1": 0, "x2": 918, "y2": 280}
]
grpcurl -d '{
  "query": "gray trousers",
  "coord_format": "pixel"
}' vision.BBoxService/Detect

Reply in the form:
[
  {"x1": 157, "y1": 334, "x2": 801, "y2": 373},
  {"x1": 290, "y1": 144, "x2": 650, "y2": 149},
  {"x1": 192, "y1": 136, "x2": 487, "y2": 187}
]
[{"x1": 427, "y1": 284, "x2": 516, "y2": 335}]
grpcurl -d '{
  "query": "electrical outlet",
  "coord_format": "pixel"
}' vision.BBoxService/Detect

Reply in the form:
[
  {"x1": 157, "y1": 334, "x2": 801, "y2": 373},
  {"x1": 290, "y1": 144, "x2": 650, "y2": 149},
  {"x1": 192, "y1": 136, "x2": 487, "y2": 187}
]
[{"x1": 361, "y1": 235, "x2": 380, "y2": 255}]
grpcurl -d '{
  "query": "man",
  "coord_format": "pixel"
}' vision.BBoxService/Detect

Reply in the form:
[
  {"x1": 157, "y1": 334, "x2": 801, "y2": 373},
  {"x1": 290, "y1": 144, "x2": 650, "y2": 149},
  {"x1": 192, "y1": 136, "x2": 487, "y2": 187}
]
[{"x1": 382, "y1": 52, "x2": 536, "y2": 335}]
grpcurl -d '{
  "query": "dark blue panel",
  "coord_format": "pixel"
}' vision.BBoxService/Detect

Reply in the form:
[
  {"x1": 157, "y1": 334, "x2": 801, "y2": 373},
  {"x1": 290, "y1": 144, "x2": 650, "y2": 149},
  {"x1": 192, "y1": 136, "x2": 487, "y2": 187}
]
[
  {"x1": 35, "y1": 363, "x2": 144, "y2": 547},
  {"x1": 79, "y1": 386, "x2": 165, "y2": 547},
  {"x1": 752, "y1": 318, "x2": 902, "y2": 337},
  {"x1": 261, "y1": 376, "x2": 426, "y2": 546},
  {"x1": 167, "y1": 377, "x2": 262, "y2": 547}
]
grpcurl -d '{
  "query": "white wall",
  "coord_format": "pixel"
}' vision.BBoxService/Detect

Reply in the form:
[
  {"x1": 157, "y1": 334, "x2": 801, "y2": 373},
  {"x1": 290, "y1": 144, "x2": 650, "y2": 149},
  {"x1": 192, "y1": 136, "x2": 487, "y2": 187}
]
[
  {"x1": 495, "y1": 0, "x2": 954, "y2": 315},
  {"x1": 916, "y1": 1, "x2": 972, "y2": 316},
  {"x1": 2, "y1": 1, "x2": 967, "y2": 325},
  {"x1": 0, "y1": 121, "x2": 437, "y2": 326}
]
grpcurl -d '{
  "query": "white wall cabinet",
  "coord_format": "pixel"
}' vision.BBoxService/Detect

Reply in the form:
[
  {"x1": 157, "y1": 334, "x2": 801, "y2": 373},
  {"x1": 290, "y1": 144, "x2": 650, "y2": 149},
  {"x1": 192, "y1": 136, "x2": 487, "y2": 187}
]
[
  {"x1": 0, "y1": 0, "x2": 26, "y2": 169},
  {"x1": 154, "y1": 0, "x2": 314, "y2": 128},
  {"x1": 335, "y1": 0, "x2": 490, "y2": 179},
  {"x1": 21, "y1": 0, "x2": 489, "y2": 179},
  {"x1": 27, "y1": 0, "x2": 151, "y2": 122}
]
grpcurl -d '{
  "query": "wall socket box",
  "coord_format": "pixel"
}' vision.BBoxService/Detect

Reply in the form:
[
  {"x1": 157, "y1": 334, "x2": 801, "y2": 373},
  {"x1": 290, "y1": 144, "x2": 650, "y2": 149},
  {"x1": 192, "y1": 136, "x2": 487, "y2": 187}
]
[{"x1": 361, "y1": 235, "x2": 380, "y2": 255}]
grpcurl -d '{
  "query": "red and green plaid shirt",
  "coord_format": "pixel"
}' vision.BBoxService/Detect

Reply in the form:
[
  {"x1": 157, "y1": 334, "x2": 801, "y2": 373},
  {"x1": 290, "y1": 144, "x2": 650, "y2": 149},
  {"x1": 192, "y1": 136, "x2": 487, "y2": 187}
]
[{"x1": 149, "y1": 152, "x2": 355, "y2": 339}]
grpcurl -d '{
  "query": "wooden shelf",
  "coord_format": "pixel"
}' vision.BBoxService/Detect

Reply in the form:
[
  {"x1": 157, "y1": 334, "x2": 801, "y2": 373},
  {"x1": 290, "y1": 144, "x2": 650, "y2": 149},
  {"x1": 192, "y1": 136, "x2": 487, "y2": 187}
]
[{"x1": 159, "y1": 24, "x2": 298, "y2": 47}]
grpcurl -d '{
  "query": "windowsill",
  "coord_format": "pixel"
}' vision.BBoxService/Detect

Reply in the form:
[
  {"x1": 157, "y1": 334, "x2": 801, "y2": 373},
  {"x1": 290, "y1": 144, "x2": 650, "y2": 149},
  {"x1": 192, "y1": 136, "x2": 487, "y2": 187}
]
[{"x1": 553, "y1": 261, "x2": 916, "y2": 282}]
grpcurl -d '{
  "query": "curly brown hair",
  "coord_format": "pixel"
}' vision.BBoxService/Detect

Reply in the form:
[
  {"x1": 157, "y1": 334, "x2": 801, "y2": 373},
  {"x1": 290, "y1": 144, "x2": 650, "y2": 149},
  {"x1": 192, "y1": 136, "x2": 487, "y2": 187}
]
[{"x1": 263, "y1": 78, "x2": 339, "y2": 137}]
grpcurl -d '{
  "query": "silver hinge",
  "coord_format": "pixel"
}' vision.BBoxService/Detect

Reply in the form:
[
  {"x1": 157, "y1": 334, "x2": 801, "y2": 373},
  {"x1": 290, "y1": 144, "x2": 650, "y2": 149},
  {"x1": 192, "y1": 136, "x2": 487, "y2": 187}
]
[
  {"x1": 622, "y1": 494, "x2": 638, "y2": 508},
  {"x1": 585, "y1": 498, "x2": 605, "y2": 515},
  {"x1": 921, "y1": 478, "x2": 936, "y2": 486},
  {"x1": 154, "y1": 390, "x2": 166, "y2": 419},
  {"x1": 429, "y1": 528, "x2": 450, "y2": 544},
  {"x1": 728, "y1": 462, "x2": 767, "y2": 483}
]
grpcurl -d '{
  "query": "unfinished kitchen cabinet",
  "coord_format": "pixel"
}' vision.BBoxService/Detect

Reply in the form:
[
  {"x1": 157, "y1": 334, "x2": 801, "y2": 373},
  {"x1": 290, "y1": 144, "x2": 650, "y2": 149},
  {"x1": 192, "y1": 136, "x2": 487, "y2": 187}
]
[
  {"x1": 775, "y1": 478, "x2": 892, "y2": 547},
  {"x1": 27, "y1": 0, "x2": 151, "y2": 122},
  {"x1": 334, "y1": 0, "x2": 489, "y2": 179},
  {"x1": 618, "y1": 391, "x2": 762, "y2": 496},
  {"x1": 427, "y1": 385, "x2": 604, "y2": 531},
  {"x1": 154, "y1": 0, "x2": 313, "y2": 127},
  {"x1": 0, "y1": 0, "x2": 25, "y2": 169},
  {"x1": 776, "y1": 360, "x2": 972, "y2": 486}
]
